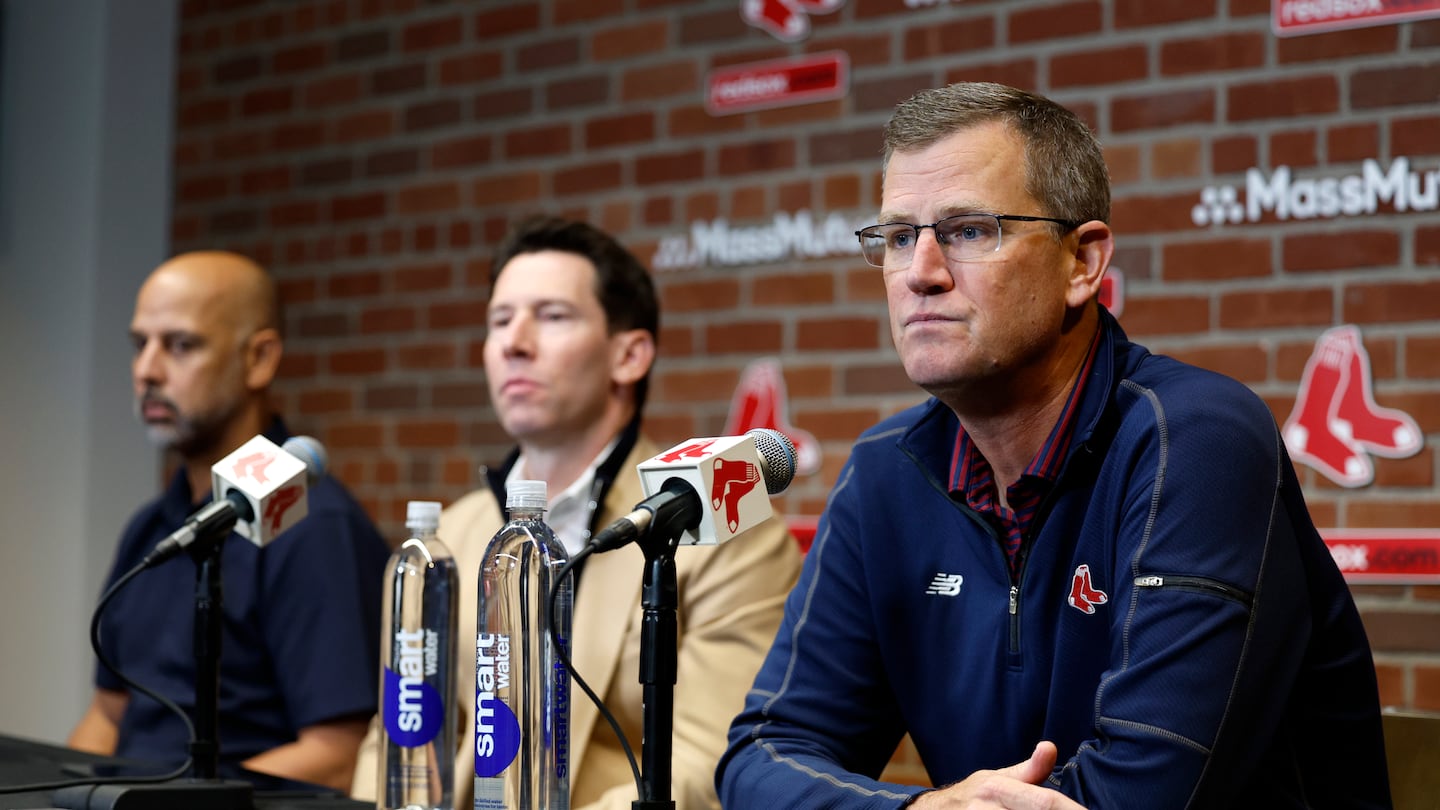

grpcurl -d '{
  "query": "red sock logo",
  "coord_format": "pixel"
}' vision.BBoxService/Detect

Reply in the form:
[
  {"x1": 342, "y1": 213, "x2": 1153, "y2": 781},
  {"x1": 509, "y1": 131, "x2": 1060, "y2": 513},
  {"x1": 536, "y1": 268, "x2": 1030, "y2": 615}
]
[
  {"x1": 1283, "y1": 326, "x2": 1420, "y2": 488},
  {"x1": 1068, "y1": 564, "x2": 1108, "y2": 615},
  {"x1": 725, "y1": 358, "x2": 820, "y2": 477},
  {"x1": 711, "y1": 458, "x2": 761, "y2": 532},
  {"x1": 741, "y1": 0, "x2": 844, "y2": 42}
]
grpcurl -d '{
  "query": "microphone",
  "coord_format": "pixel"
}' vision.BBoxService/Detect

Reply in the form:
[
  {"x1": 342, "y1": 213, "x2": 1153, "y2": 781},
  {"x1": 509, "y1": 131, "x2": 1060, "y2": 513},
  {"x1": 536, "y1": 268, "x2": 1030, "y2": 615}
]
[
  {"x1": 591, "y1": 428, "x2": 797, "y2": 552},
  {"x1": 143, "y1": 435, "x2": 326, "y2": 567}
]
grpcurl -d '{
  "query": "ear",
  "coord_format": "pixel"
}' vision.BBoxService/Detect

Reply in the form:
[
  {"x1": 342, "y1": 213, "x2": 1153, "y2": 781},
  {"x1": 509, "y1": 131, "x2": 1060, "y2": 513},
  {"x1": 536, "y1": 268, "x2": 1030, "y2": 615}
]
[
  {"x1": 1064, "y1": 220, "x2": 1114, "y2": 310},
  {"x1": 609, "y1": 328, "x2": 656, "y2": 389},
  {"x1": 244, "y1": 328, "x2": 283, "y2": 391}
]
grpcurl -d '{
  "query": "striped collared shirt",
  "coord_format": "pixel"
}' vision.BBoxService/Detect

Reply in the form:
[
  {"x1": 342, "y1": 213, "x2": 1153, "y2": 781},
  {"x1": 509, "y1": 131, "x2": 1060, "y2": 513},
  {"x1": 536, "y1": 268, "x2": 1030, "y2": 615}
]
[{"x1": 949, "y1": 331, "x2": 1101, "y2": 580}]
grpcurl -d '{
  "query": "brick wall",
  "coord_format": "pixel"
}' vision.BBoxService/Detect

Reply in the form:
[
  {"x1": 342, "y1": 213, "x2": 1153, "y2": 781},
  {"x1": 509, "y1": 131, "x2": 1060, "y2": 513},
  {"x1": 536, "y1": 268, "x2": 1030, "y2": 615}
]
[{"x1": 170, "y1": 0, "x2": 1440, "y2": 781}]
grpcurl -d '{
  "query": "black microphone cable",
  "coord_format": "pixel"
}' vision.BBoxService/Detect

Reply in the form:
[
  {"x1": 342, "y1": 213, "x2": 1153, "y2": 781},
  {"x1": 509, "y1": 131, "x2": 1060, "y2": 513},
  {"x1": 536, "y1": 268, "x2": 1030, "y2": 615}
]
[
  {"x1": 547, "y1": 547, "x2": 645, "y2": 799},
  {"x1": 0, "y1": 559, "x2": 194, "y2": 795}
]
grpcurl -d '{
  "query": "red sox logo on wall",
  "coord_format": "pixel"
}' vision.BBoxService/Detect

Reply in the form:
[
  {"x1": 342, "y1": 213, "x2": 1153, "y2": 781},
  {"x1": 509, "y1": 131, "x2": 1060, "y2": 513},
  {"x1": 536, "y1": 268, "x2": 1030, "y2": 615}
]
[
  {"x1": 742, "y1": 0, "x2": 844, "y2": 42},
  {"x1": 1283, "y1": 325, "x2": 1422, "y2": 487},
  {"x1": 725, "y1": 358, "x2": 822, "y2": 478}
]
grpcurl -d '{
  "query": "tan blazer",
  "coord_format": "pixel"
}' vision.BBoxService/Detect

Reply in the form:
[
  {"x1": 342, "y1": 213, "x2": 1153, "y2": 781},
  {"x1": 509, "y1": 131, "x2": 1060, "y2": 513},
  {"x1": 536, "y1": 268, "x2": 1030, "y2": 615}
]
[{"x1": 353, "y1": 436, "x2": 802, "y2": 810}]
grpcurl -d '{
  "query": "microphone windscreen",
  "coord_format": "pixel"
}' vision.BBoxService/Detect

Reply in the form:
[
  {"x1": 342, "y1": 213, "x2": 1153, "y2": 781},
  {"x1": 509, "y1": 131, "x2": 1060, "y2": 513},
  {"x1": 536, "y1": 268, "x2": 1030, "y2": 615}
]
[
  {"x1": 282, "y1": 435, "x2": 328, "y2": 480},
  {"x1": 747, "y1": 428, "x2": 797, "y2": 494}
]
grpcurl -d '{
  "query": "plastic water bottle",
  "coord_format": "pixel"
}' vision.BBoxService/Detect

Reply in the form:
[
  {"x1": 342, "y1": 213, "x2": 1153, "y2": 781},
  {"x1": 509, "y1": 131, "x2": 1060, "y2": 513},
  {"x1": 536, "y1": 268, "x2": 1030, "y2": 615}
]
[
  {"x1": 473, "y1": 480, "x2": 573, "y2": 810},
  {"x1": 378, "y1": 501, "x2": 459, "y2": 810}
]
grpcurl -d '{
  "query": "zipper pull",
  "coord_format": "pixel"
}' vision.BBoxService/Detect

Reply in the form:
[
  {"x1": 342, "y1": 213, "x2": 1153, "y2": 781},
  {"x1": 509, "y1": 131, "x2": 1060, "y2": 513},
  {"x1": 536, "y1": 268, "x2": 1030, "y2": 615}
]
[
  {"x1": 1009, "y1": 585, "x2": 1019, "y2": 615},
  {"x1": 1135, "y1": 575, "x2": 1163, "y2": 587}
]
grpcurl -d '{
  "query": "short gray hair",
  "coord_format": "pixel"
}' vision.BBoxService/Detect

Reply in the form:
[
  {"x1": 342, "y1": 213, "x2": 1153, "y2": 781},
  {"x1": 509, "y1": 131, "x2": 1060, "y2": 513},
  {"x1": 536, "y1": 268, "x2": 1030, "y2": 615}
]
[{"x1": 882, "y1": 82, "x2": 1111, "y2": 226}]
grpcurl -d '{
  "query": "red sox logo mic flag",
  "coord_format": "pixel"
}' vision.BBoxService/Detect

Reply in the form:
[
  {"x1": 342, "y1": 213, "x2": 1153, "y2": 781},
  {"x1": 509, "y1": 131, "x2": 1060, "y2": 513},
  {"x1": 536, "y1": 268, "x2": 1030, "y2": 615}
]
[
  {"x1": 637, "y1": 435, "x2": 778, "y2": 546},
  {"x1": 741, "y1": 0, "x2": 844, "y2": 42},
  {"x1": 213, "y1": 435, "x2": 310, "y2": 545}
]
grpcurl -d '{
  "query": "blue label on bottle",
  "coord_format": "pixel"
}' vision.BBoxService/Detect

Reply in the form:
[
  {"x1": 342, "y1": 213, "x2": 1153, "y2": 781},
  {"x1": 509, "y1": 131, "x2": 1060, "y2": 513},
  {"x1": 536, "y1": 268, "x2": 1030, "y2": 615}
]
[
  {"x1": 474, "y1": 632, "x2": 521, "y2": 778},
  {"x1": 381, "y1": 666, "x2": 445, "y2": 747}
]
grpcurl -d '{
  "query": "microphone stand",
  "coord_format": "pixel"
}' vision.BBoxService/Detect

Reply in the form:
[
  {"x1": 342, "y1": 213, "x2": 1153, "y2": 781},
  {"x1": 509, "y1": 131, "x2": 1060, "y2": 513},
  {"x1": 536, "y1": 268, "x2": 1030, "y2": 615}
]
[
  {"x1": 55, "y1": 531, "x2": 254, "y2": 810},
  {"x1": 631, "y1": 518, "x2": 682, "y2": 810}
]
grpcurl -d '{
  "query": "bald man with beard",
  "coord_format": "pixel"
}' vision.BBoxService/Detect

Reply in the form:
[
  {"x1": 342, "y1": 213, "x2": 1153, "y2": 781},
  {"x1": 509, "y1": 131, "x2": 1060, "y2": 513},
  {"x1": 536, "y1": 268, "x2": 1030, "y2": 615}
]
[{"x1": 68, "y1": 251, "x2": 390, "y2": 792}]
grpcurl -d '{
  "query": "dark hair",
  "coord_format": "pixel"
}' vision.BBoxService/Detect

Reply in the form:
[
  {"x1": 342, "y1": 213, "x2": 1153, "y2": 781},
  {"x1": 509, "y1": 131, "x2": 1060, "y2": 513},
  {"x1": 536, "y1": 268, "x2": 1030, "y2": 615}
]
[
  {"x1": 490, "y1": 216, "x2": 660, "y2": 410},
  {"x1": 883, "y1": 82, "x2": 1111, "y2": 226}
]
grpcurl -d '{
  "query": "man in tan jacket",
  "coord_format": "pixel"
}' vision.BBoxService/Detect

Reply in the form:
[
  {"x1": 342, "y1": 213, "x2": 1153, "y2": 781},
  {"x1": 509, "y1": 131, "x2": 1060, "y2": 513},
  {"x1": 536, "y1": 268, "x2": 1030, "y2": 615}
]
[{"x1": 353, "y1": 216, "x2": 802, "y2": 809}]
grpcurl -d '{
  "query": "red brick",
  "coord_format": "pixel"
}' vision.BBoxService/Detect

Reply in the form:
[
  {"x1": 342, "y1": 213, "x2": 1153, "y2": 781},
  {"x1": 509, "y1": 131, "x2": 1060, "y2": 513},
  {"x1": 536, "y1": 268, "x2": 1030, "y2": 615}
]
[
  {"x1": 396, "y1": 419, "x2": 461, "y2": 447},
  {"x1": 1114, "y1": 0, "x2": 1218, "y2": 28},
  {"x1": 1282, "y1": 230, "x2": 1400, "y2": 273},
  {"x1": 303, "y1": 74, "x2": 361, "y2": 108},
  {"x1": 754, "y1": 99, "x2": 845, "y2": 128},
  {"x1": 807, "y1": 34, "x2": 890, "y2": 68},
  {"x1": 1054, "y1": 44, "x2": 1152, "y2": 88},
  {"x1": 327, "y1": 270, "x2": 383, "y2": 298},
  {"x1": 334, "y1": 109, "x2": 394, "y2": 143},
  {"x1": 903, "y1": 15, "x2": 995, "y2": 60},
  {"x1": 439, "y1": 51, "x2": 502, "y2": 85},
  {"x1": 395, "y1": 262, "x2": 452, "y2": 292},
  {"x1": 719, "y1": 139, "x2": 797, "y2": 175},
  {"x1": 273, "y1": 42, "x2": 327, "y2": 74},
  {"x1": 1327, "y1": 123, "x2": 1380, "y2": 164},
  {"x1": 329, "y1": 348, "x2": 387, "y2": 375},
  {"x1": 1229, "y1": 76, "x2": 1339, "y2": 122},
  {"x1": 823, "y1": 174, "x2": 862, "y2": 210},
  {"x1": 331, "y1": 192, "x2": 388, "y2": 222},
  {"x1": 1219, "y1": 288, "x2": 1334, "y2": 330},
  {"x1": 942, "y1": 59, "x2": 1039, "y2": 92},
  {"x1": 1212, "y1": 135, "x2": 1259, "y2": 175},
  {"x1": 547, "y1": 75, "x2": 610, "y2": 110},
  {"x1": 473, "y1": 88, "x2": 533, "y2": 119},
  {"x1": 432, "y1": 134, "x2": 491, "y2": 169},
  {"x1": 843, "y1": 363, "x2": 917, "y2": 396},
  {"x1": 1008, "y1": 1, "x2": 1100, "y2": 43},
  {"x1": 396, "y1": 182, "x2": 461, "y2": 215},
  {"x1": 731, "y1": 186, "x2": 767, "y2": 220},
  {"x1": 620, "y1": 60, "x2": 698, "y2": 102},
  {"x1": 669, "y1": 104, "x2": 748, "y2": 137},
  {"x1": 554, "y1": 161, "x2": 624, "y2": 197},
  {"x1": 517, "y1": 36, "x2": 580, "y2": 71},
  {"x1": 241, "y1": 86, "x2": 294, "y2": 118},
  {"x1": 1151, "y1": 138, "x2": 1202, "y2": 179},
  {"x1": 505, "y1": 124, "x2": 571, "y2": 159},
  {"x1": 1115, "y1": 295, "x2": 1210, "y2": 336},
  {"x1": 1270, "y1": 129, "x2": 1319, "y2": 168},
  {"x1": 1392, "y1": 115, "x2": 1440, "y2": 157},
  {"x1": 554, "y1": 0, "x2": 623, "y2": 25},
  {"x1": 1278, "y1": 25, "x2": 1398, "y2": 64},
  {"x1": 1343, "y1": 280, "x2": 1440, "y2": 324},
  {"x1": 642, "y1": 196, "x2": 673, "y2": 226},
  {"x1": 1160, "y1": 32, "x2": 1264, "y2": 76},
  {"x1": 372, "y1": 63, "x2": 426, "y2": 95},
  {"x1": 664, "y1": 279, "x2": 741, "y2": 313},
  {"x1": 798, "y1": 317, "x2": 880, "y2": 351},
  {"x1": 755, "y1": 273, "x2": 835, "y2": 307},
  {"x1": 1105, "y1": 144, "x2": 1142, "y2": 185},
  {"x1": 402, "y1": 14, "x2": 462, "y2": 51},
  {"x1": 1163, "y1": 238, "x2": 1270, "y2": 282},
  {"x1": 429, "y1": 299, "x2": 488, "y2": 329},
  {"x1": 593, "y1": 19, "x2": 669, "y2": 61},
  {"x1": 299, "y1": 388, "x2": 353, "y2": 415},
  {"x1": 240, "y1": 166, "x2": 289, "y2": 196},
  {"x1": 398, "y1": 343, "x2": 457, "y2": 370},
  {"x1": 1162, "y1": 344, "x2": 1268, "y2": 383},
  {"x1": 475, "y1": 5, "x2": 540, "y2": 39},
  {"x1": 270, "y1": 121, "x2": 325, "y2": 151},
  {"x1": 705, "y1": 321, "x2": 784, "y2": 354},
  {"x1": 1362, "y1": 610, "x2": 1440, "y2": 653},
  {"x1": 636, "y1": 149, "x2": 705, "y2": 186},
  {"x1": 472, "y1": 172, "x2": 542, "y2": 207},
  {"x1": 1416, "y1": 666, "x2": 1440, "y2": 712},
  {"x1": 1110, "y1": 192, "x2": 1204, "y2": 235},
  {"x1": 269, "y1": 200, "x2": 321, "y2": 228},
  {"x1": 584, "y1": 112, "x2": 654, "y2": 150},
  {"x1": 327, "y1": 420, "x2": 386, "y2": 451},
  {"x1": 1111, "y1": 89, "x2": 1215, "y2": 132},
  {"x1": 179, "y1": 175, "x2": 230, "y2": 203}
]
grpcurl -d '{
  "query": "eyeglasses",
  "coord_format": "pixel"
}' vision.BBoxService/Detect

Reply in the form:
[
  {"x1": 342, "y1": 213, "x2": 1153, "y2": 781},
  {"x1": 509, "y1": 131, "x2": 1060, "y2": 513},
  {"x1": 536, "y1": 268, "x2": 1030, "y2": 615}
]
[{"x1": 854, "y1": 213, "x2": 1081, "y2": 269}]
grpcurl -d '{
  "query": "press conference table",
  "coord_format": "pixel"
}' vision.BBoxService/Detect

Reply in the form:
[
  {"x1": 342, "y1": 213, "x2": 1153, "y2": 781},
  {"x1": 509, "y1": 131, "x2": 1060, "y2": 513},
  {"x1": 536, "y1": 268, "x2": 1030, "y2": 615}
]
[{"x1": 0, "y1": 734, "x2": 370, "y2": 810}]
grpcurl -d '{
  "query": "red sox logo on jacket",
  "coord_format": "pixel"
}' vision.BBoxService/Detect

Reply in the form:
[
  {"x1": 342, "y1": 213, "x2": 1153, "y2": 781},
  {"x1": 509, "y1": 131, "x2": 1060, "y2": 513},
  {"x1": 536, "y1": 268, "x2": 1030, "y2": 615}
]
[{"x1": 1068, "y1": 564, "x2": 1108, "y2": 615}]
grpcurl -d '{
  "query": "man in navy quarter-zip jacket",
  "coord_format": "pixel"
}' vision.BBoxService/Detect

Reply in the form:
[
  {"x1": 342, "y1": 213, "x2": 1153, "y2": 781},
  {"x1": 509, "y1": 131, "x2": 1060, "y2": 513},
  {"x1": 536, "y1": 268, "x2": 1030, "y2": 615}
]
[{"x1": 717, "y1": 82, "x2": 1390, "y2": 809}]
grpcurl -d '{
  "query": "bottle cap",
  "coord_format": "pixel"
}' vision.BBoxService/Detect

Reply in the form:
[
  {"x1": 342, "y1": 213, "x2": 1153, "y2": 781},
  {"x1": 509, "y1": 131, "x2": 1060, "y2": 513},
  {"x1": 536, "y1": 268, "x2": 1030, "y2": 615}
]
[
  {"x1": 507, "y1": 479, "x2": 548, "y2": 511},
  {"x1": 405, "y1": 500, "x2": 442, "y2": 532}
]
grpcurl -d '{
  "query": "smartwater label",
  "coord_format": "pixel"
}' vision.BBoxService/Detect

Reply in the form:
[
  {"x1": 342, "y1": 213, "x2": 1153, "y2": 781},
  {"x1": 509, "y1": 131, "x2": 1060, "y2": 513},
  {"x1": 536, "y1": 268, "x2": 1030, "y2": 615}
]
[
  {"x1": 474, "y1": 632, "x2": 521, "y2": 778},
  {"x1": 381, "y1": 629, "x2": 445, "y2": 747}
]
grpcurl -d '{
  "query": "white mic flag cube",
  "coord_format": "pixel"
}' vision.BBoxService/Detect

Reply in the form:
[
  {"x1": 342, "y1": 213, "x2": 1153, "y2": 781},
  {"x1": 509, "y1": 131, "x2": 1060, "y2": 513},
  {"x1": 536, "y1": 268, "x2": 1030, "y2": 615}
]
[
  {"x1": 637, "y1": 434, "x2": 775, "y2": 545},
  {"x1": 211, "y1": 434, "x2": 310, "y2": 546}
]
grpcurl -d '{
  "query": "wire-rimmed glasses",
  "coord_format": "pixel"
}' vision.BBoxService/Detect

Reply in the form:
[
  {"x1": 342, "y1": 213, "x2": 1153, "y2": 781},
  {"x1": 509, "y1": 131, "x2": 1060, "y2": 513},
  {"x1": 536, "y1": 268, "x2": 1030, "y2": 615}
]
[{"x1": 855, "y1": 213, "x2": 1081, "y2": 269}]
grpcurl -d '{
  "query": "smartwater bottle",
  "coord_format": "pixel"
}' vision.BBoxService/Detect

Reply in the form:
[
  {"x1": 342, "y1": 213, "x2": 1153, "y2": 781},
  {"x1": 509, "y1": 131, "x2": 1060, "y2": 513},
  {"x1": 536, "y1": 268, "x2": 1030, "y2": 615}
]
[
  {"x1": 378, "y1": 500, "x2": 459, "y2": 810},
  {"x1": 473, "y1": 480, "x2": 573, "y2": 810}
]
